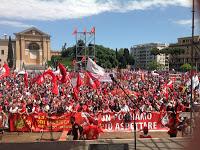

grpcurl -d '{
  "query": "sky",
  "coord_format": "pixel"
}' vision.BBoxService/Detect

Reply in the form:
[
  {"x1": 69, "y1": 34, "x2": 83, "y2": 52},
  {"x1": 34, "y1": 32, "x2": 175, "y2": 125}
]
[{"x1": 0, "y1": 0, "x2": 199, "y2": 51}]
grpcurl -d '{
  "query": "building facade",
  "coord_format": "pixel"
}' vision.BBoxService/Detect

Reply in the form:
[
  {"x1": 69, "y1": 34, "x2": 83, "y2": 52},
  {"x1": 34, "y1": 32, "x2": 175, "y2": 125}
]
[
  {"x1": 0, "y1": 37, "x2": 16, "y2": 67},
  {"x1": 130, "y1": 43, "x2": 169, "y2": 70},
  {"x1": 51, "y1": 51, "x2": 61, "y2": 58},
  {"x1": 0, "y1": 27, "x2": 51, "y2": 70},
  {"x1": 169, "y1": 36, "x2": 200, "y2": 71}
]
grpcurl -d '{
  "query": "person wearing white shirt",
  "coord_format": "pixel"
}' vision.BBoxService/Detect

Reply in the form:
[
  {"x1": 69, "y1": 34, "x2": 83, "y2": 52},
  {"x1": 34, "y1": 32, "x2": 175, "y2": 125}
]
[
  {"x1": 9, "y1": 104, "x2": 19, "y2": 113},
  {"x1": 121, "y1": 103, "x2": 130, "y2": 113}
]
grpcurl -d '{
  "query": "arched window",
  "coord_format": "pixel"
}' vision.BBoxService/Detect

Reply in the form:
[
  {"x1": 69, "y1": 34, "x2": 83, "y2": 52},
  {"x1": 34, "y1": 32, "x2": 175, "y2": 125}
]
[{"x1": 29, "y1": 42, "x2": 40, "y2": 50}]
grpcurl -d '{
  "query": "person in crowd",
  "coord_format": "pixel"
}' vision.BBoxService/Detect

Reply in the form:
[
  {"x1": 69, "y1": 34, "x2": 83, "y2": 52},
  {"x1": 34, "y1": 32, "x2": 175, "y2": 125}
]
[
  {"x1": 167, "y1": 112, "x2": 179, "y2": 138},
  {"x1": 139, "y1": 127, "x2": 152, "y2": 138},
  {"x1": 82, "y1": 124, "x2": 102, "y2": 140},
  {"x1": 9, "y1": 102, "x2": 19, "y2": 114},
  {"x1": 0, "y1": 68, "x2": 199, "y2": 135},
  {"x1": 67, "y1": 116, "x2": 83, "y2": 140}
]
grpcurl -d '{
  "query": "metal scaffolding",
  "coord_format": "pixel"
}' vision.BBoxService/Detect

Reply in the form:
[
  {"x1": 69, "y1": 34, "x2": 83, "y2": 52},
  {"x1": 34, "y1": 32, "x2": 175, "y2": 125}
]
[{"x1": 74, "y1": 28, "x2": 95, "y2": 71}]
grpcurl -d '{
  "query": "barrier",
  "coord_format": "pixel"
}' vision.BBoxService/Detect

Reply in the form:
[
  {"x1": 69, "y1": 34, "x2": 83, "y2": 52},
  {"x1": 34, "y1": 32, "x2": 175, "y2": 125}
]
[{"x1": 0, "y1": 138, "x2": 191, "y2": 150}]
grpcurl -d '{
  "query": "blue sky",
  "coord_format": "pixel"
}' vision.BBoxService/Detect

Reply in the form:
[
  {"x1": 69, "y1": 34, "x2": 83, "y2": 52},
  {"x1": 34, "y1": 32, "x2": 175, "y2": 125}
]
[{"x1": 0, "y1": 0, "x2": 199, "y2": 51}]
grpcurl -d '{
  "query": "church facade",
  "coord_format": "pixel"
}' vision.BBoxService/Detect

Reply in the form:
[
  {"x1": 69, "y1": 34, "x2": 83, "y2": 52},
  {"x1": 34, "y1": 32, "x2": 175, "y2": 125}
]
[{"x1": 0, "y1": 27, "x2": 51, "y2": 70}]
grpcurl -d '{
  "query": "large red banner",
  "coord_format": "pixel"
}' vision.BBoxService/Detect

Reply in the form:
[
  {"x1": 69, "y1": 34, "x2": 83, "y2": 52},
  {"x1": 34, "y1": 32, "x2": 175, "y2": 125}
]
[
  {"x1": 9, "y1": 112, "x2": 167, "y2": 132},
  {"x1": 9, "y1": 113, "x2": 72, "y2": 132},
  {"x1": 99, "y1": 111, "x2": 167, "y2": 132}
]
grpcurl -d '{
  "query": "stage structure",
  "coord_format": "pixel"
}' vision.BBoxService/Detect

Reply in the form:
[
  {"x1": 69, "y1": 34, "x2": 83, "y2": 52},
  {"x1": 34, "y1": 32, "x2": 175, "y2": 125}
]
[{"x1": 73, "y1": 27, "x2": 96, "y2": 71}]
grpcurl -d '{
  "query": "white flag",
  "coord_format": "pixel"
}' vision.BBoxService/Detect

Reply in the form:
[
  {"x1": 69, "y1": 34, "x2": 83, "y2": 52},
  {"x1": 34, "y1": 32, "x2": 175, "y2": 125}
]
[
  {"x1": 186, "y1": 75, "x2": 199, "y2": 89},
  {"x1": 86, "y1": 57, "x2": 105, "y2": 76},
  {"x1": 161, "y1": 113, "x2": 169, "y2": 126},
  {"x1": 193, "y1": 75, "x2": 199, "y2": 89}
]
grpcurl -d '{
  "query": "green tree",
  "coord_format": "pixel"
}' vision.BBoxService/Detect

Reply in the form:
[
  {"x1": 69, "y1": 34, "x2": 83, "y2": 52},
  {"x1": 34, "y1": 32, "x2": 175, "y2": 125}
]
[
  {"x1": 180, "y1": 63, "x2": 192, "y2": 72},
  {"x1": 61, "y1": 46, "x2": 75, "y2": 58},
  {"x1": 88, "y1": 43, "x2": 94, "y2": 56},
  {"x1": 95, "y1": 45, "x2": 118, "y2": 69},
  {"x1": 160, "y1": 47, "x2": 185, "y2": 55},
  {"x1": 123, "y1": 48, "x2": 129, "y2": 65},
  {"x1": 7, "y1": 36, "x2": 14, "y2": 68},
  {"x1": 59, "y1": 43, "x2": 120, "y2": 69},
  {"x1": 160, "y1": 47, "x2": 185, "y2": 69},
  {"x1": 61, "y1": 40, "x2": 85, "y2": 59},
  {"x1": 150, "y1": 48, "x2": 160, "y2": 56},
  {"x1": 128, "y1": 55, "x2": 135, "y2": 66},
  {"x1": 115, "y1": 48, "x2": 135, "y2": 68},
  {"x1": 115, "y1": 48, "x2": 118, "y2": 60},
  {"x1": 148, "y1": 60, "x2": 161, "y2": 70}
]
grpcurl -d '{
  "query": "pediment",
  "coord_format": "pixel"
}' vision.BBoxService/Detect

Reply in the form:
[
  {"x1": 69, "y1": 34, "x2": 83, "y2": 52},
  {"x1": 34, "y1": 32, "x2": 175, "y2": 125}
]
[{"x1": 15, "y1": 27, "x2": 50, "y2": 37}]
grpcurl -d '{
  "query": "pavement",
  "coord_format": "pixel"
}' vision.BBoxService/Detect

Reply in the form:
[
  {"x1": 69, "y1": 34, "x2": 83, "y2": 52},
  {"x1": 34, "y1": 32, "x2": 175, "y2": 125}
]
[{"x1": 0, "y1": 131, "x2": 192, "y2": 150}]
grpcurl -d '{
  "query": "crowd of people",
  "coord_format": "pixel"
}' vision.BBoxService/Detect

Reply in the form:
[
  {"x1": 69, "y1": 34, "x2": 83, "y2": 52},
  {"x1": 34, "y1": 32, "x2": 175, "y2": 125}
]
[{"x1": 0, "y1": 65, "x2": 200, "y2": 139}]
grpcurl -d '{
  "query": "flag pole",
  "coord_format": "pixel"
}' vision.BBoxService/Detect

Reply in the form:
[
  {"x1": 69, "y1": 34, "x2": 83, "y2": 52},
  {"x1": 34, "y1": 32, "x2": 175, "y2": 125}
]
[
  {"x1": 75, "y1": 29, "x2": 78, "y2": 72},
  {"x1": 94, "y1": 27, "x2": 96, "y2": 60},
  {"x1": 190, "y1": 0, "x2": 195, "y2": 135}
]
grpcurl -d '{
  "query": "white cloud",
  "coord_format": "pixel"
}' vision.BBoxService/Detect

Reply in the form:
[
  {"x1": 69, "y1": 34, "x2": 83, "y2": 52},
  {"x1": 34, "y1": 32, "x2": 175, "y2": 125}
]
[
  {"x1": 174, "y1": 19, "x2": 199, "y2": 26},
  {"x1": 0, "y1": 20, "x2": 33, "y2": 28},
  {"x1": 0, "y1": 0, "x2": 192, "y2": 21},
  {"x1": 174, "y1": 19, "x2": 191, "y2": 25}
]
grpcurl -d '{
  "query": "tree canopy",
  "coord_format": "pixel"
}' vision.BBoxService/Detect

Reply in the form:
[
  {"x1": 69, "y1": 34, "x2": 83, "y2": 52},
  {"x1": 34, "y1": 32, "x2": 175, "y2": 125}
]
[
  {"x1": 159, "y1": 47, "x2": 185, "y2": 55},
  {"x1": 116, "y1": 48, "x2": 135, "y2": 69},
  {"x1": 59, "y1": 42, "x2": 118, "y2": 69},
  {"x1": 180, "y1": 63, "x2": 192, "y2": 72},
  {"x1": 7, "y1": 36, "x2": 14, "y2": 68},
  {"x1": 148, "y1": 60, "x2": 164, "y2": 71},
  {"x1": 150, "y1": 48, "x2": 160, "y2": 56},
  {"x1": 150, "y1": 47, "x2": 185, "y2": 56}
]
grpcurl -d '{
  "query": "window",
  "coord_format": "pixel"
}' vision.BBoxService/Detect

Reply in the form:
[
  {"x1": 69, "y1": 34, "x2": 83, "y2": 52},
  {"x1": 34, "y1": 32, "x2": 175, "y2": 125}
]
[
  {"x1": 1, "y1": 50, "x2": 4, "y2": 55},
  {"x1": 28, "y1": 42, "x2": 40, "y2": 50}
]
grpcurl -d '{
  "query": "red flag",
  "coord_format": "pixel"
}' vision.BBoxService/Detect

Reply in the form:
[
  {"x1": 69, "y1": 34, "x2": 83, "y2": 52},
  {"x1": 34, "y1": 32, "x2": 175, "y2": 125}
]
[
  {"x1": 36, "y1": 75, "x2": 44, "y2": 85},
  {"x1": 43, "y1": 70, "x2": 57, "y2": 82},
  {"x1": 72, "y1": 27, "x2": 77, "y2": 35},
  {"x1": 58, "y1": 63, "x2": 68, "y2": 83},
  {"x1": 87, "y1": 71, "x2": 100, "y2": 88},
  {"x1": 83, "y1": 27, "x2": 87, "y2": 34},
  {"x1": 167, "y1": 80, "x2": 173, "y2": 89},
  {"x1": 74, "y1": 112, "x2": 90, "y2": 127},
  {"x1": 0, "y1": 63, "x2": 10, "y2": 79},
  {"x1": 43, "y1": 70, "x2": 59, "y2": 95},
  {"x1": 24, "y1": 72, "x2": 28, "y2": 88},
  {"x1": 84, "y1": 71, "x2": 97, "y2": 89},
  {"x1": 163, "y1": 84, "x2": 169, "y2": 100},
  {"x1": 76, "y1": 73, "x2": 82, "y2": 90},
  {"x1": 52, "y1": 81, "x2": 59, "y2": 95},
  {"x1": 72, "y1": 87, "x2": 79, "y2": 100},
  {"x1": 90, "y1": 27, "x2": 95, "y2": 34}
]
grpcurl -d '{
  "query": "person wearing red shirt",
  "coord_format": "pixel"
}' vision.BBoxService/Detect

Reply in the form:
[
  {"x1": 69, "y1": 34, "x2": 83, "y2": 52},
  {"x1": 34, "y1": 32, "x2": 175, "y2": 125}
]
[
  {"x1": 139, "y1": 127, "x2": 152, "y2": 138},
  {"x1": 83, "y1": 125, "x2": 102, "y2": 140},
  {"x1": 167, "y1": 112, "x2": 179, "y2": 138}
]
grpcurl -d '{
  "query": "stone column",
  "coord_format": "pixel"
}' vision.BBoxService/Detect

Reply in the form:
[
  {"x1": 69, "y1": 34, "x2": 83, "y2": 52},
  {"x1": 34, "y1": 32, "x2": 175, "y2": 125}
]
[
  {"x1": 47, "y1": 39, "x2": 51, "y2": 61},
  {"x1": 15, "y1": 36, "x2": 21, "y2": 70},
  {"x1": 20, "y1": 36, "x2": 25, "y2": 69},
  {"x1": 42, "y1": 37, "x2": 47, "y2": 65}
]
